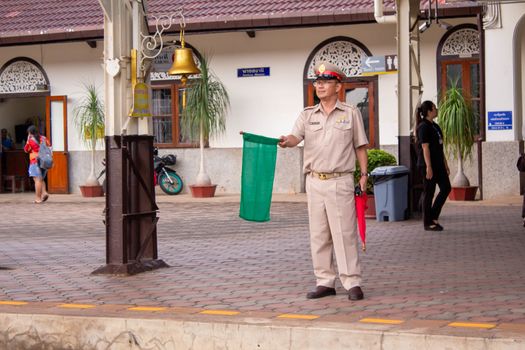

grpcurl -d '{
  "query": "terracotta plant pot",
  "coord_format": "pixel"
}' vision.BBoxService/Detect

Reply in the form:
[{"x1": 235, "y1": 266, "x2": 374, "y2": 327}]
[
  {"x1": 79, "y1": 185, "x2": 104, "y2": 197},
  {"x1": 189, "y1": 184, "x2": 217, "y2": 198},
  {"x1": 365, "y1": 194, "x2": 376, "y2": 219},
  {"x1": 449, "y1": 186, "x2": 478, "y2": 201}
]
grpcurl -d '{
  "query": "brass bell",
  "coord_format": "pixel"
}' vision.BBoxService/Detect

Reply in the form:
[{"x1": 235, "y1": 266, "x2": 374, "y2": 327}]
[
  {"x1": 168, "y1": 29, "x2": 201, "y2": 108},
  {"x1": 168, "y1": 47, "x2": 201, "y2": 76}
]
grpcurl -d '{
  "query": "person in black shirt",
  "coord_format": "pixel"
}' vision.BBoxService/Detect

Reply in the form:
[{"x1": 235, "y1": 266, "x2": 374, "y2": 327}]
[{"x1": 416, "y1": 100, "x2": 451, "y2": 231}]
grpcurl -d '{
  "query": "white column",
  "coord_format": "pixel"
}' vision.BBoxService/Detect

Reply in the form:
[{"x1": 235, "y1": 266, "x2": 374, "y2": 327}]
[
  {"x1": 484, "y1": 3, "x2": 525, "y2": 141},
  {"x1": 100, "y1": 0, "x2": 137, "y2": 137},
  {"x1": 397, "y1": 0, "x2": 420, "y2": 138}
]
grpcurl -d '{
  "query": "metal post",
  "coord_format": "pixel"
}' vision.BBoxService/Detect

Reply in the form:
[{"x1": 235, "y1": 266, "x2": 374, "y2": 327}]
[
  {"x1": 94, "y1": 0, "x2": 167, "y2": 275},
  {"x1": 92, "y1": 135, "x2": 167, "y2": 275}
]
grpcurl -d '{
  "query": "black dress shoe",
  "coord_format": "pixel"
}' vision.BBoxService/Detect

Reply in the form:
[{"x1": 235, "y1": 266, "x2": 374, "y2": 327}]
[
  {"x1": 424, "y1": 224, "x2": 443, "y2": 231},
  {"x1": 348, "y1": 286, "x2": 364, "y2": 300},
  {"x1": 306, "y1": 286, "x2": 336, "y2": 299}
]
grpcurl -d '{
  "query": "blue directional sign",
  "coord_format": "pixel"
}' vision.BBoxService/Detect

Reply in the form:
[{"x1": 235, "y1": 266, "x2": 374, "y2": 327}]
[
  {"x1": 488, "y1": 111, "x2": 512, "y2": 130},
  {"x1": 237, "y1": 67, "x2": 270, "y2": 78}
]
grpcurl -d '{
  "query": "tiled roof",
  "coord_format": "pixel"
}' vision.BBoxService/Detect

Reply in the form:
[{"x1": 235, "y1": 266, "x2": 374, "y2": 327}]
[
  {"x1": 0, "y1": 0, "x2": 103, "y2": 45},
  {"x1": 147, "y1": 0, "x2": 394, "y2": 32},
  {"x1": 0, "y1": 0, "x2": 480, "y2": 46},
  {"x1": 148, "y1": 0, "x2": 392, "y2": 18}
]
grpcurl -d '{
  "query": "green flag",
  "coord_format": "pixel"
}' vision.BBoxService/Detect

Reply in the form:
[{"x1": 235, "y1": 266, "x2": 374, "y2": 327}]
[{"x1": 240, "y1": 132, "x2": 279, "y2": 222}]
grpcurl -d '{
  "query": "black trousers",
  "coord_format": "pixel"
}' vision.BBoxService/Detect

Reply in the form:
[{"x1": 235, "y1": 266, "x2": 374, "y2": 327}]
[
  {"x1": 522, "y1": 194, "x2": 525, "y2": 218},
  {"x1": 419, "y1": 168, "x2": 451, "y2": 227}
]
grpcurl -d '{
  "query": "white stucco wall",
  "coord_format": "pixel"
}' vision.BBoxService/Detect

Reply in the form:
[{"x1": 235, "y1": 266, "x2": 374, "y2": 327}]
[
  {"x1": 1, "y1": 18, "x2": 480, "y2": 152},
  {"x1": 180, "y1": 19, "x2": 475, "y2": 148},
  {"x1": 485, "y1": 3, "x2": 525, "y2": 142},
  {"x1": 185, "y1": 23, "x2": 401, "y2": 147},
  {"x1": 0, "y1": 41, "x2": 105, "y2": 151},
  {"x1": 1, "y1": 14, "x2": 521, "y2": 197}
]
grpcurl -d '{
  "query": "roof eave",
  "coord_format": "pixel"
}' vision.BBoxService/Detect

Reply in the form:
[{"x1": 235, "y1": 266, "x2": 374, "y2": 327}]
[{"x1": 0, "y1": 29, "x2": 104, "y2": 47}]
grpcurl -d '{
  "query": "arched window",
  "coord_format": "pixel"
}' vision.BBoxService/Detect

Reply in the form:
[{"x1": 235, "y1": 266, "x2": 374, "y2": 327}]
[
  {"x1": 437, "y1": 24, "x2": 482, "y2": 138},
  {"x1": 149, "y1": 42, "x2": 202, "y2": 148},
  {"x1": 304, "y1": 37, "x2": 378, "y2": 147},
  {"x1": 0, "y1": 57, "x2": 50, "y2": 98}
]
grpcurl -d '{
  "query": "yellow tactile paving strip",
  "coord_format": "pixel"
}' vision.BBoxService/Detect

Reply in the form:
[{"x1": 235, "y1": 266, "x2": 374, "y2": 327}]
[
  {"x1": 58, "y1": 304, "x2": 96, "y2": 309},
  {"x1": 277, "y1": 313, "x2": 320, "y2": 320},
  {"x1": 200, "y1": 310, "x2": 240, "y2": 316},
  {"x1": 448, "y1": 322, "x2": 496, "y2": 329},
  {"x1": 128, "y1": 306, "x2": 168, "y2": 312},
  {"x1": 360, "y1": 318, "x2": 404, "y2": 325},
  {"x1": 0, "y1": 300, "x2": 514, "y2": 331},
  {"x1": 0, "y1": 301, "x2": 28, "y2": 306}
]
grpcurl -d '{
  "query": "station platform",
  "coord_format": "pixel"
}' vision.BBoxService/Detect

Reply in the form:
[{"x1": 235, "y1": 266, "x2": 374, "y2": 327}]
[{"x1": 0, "y1": 192, "x2": 524, "y2": 349}]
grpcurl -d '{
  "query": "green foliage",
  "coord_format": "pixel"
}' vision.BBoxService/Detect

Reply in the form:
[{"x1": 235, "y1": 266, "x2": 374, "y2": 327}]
[
  {"x1": 354, "y1": 148, "x2": 397, "y2": 194},
  {"x1": 182, "y1": 55, "x2": 230, "y2": 141},
  {"x1": 437, "y1": 81, "x2": 476, "y2": 161},
  {"x1": 73, "y1": 84, "x2": 105, "y2": 150}
]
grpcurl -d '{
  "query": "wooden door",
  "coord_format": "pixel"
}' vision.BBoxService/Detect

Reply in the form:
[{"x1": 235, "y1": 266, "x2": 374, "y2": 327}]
[
  {"x1": 45, "y1": 96, "x2": 69, "y2": 193},
  {"x1": 441, "y1": 60, "x2": 481, "y2": 137}
]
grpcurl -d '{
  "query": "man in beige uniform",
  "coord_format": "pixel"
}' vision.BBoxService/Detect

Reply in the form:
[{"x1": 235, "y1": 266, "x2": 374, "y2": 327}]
[{"x1": 279, "y1": 62, "x2": 368, "y2": 301}]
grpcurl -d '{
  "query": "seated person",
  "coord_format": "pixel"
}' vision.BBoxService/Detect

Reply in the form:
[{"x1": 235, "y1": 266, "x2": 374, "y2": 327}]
[{"x1": 1, "y1": 128, "x2": 15, "y2": 151}]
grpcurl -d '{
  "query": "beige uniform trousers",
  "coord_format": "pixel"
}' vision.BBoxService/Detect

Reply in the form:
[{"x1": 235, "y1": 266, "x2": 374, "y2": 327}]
[{"x1": 305, "y1": 173, "x2": 362, "y2": 290}]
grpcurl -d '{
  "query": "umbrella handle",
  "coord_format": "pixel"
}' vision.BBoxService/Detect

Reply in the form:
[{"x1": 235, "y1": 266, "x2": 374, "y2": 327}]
[{"x1": 362, "y1": 243, "x2": 366, "y2": 252}]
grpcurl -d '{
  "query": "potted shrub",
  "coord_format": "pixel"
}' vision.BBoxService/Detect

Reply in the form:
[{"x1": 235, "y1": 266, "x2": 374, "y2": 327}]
[
  {"x1": 438, "y1": 81, "x2": 478, "y2": 200},
  {"x1": 74, "y1": 84, "x2": 105, "y2": 197},
  {"x1": 354, "y1": 148, "x2": 397, "y2": 217},
  {"x1": 182, "y1": 55, "x2": 230, "y2": 197}
]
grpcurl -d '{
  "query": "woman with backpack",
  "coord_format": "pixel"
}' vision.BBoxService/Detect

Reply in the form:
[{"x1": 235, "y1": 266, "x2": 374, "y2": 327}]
[{"x1": 24, "y1": 125, "x2": 51, "y2": 203}]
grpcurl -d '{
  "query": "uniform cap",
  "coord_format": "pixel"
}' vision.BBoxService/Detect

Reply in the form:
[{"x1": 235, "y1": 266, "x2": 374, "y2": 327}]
[{"x1": 314, "y1": 62, "x2": 346, "y2": 81}]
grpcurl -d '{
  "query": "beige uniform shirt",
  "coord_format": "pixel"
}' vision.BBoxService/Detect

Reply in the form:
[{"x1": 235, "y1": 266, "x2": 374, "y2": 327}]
[{"x1": 291, "y1": 100, "x2": 368, "y2": 174}]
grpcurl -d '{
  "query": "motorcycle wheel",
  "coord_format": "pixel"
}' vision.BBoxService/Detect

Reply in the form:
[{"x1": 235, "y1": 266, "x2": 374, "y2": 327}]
[{"x1": 158, "y1": 169, "x2": 183, "y2": 195}]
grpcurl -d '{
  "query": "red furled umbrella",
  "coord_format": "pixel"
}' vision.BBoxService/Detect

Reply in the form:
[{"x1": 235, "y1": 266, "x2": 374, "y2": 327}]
[{"x1": 355, "y1": 186, "x2": 368, "y2": 252}]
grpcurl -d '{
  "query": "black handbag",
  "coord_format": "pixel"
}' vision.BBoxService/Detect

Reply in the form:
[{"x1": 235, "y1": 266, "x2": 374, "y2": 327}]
[{"x1": 517, "y1": 154, "x2": 525, "y2": 172}]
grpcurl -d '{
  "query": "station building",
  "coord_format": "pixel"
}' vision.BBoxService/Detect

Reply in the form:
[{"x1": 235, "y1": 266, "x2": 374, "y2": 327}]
[{"x1": 0, "y1": 1, "x2": 523, "y2": 200}]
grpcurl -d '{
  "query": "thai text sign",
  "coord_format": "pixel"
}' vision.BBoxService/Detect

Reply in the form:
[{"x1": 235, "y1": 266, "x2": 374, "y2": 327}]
[
  {"x1": 237, "y1": 67, "x2": 270, "y2": 77},
  {"x1": 488, "y1": 111, "x2": 512, "y2": 130}
]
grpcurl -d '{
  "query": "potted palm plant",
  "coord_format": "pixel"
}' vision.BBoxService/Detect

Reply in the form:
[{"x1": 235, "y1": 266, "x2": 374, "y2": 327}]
[
  {"x1": 182, "y1": 55, "x2": 230, "y2": 197},
  {"x1": 74, "y1": 84, "x2": 105, "y2": 197},
  {"x1": 354, "y1": 148, "x2": 397, "y2": 217},
  {"x1": 438, "y1": 81, "x2": 477, "y2": 200}
]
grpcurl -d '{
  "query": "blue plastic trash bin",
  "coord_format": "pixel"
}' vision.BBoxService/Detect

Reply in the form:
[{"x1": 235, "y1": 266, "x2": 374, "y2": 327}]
[{"x1": 370, "y1": 165, "x2": 409, "y2": 222}]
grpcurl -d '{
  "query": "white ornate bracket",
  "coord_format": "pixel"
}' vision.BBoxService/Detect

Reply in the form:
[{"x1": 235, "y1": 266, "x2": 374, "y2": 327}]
[{"x1": 139, "y1": 9, "x2": 185, "y2": 75}]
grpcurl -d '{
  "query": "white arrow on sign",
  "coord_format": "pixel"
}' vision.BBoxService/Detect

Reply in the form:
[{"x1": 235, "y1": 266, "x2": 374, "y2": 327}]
[{"x1": 365, "y1": 57, "x2": 381, "y2": 68}]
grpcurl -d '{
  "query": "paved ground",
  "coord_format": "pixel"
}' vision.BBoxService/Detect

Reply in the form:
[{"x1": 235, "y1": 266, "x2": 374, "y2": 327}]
[{"x1": 1, "y1": 192, "x2": 525, "y2": 333}]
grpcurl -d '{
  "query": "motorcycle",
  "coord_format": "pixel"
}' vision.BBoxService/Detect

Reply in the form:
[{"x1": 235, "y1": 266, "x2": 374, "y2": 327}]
[
  {"x1": 97, "y1": 149, "x2": 183, "y2": 195},
  {"x1": 153, "y1": 149, "x2": 183, "y2": 195}
]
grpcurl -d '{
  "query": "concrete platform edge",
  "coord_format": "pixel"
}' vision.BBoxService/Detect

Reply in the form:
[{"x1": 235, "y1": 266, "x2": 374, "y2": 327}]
[{"x1": 1, "y1": 312, "x2": 524, "y2": 350}]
